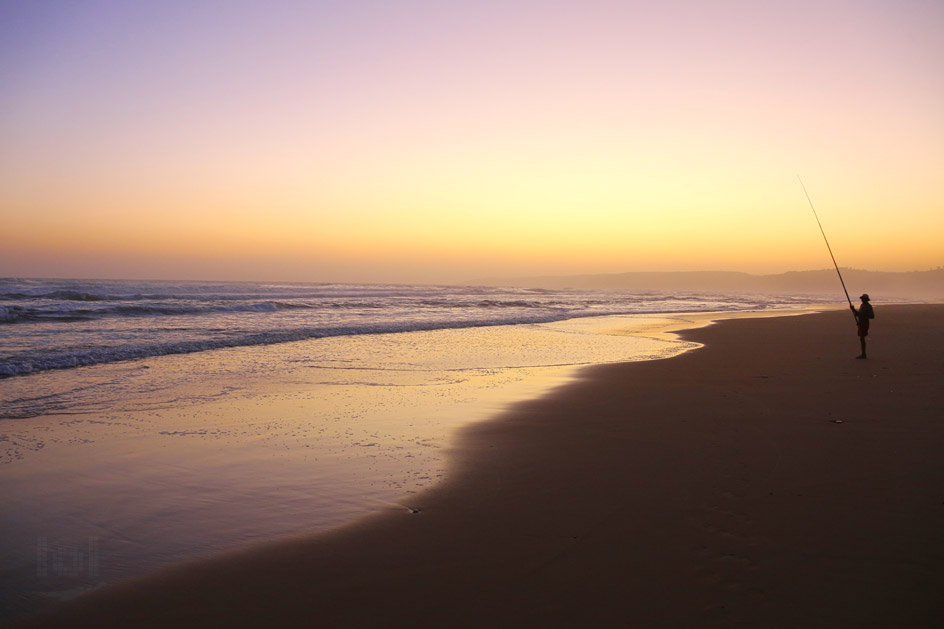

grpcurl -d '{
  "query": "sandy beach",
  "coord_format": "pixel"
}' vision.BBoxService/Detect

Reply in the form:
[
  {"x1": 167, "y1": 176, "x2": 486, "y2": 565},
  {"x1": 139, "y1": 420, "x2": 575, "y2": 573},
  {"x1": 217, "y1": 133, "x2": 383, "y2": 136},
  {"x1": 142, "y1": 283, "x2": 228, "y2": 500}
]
[{"x1": 24, "y1": 305, "x2": 944, "y2": 627}]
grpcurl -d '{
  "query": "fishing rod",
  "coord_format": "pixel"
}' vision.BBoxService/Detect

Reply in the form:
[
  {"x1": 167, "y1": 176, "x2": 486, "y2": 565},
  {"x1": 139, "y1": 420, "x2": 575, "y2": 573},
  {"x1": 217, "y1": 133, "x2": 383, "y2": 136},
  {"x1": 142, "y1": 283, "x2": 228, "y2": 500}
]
[{"x1": 797, "y1": 175, "x2": 856, "y2": 320}]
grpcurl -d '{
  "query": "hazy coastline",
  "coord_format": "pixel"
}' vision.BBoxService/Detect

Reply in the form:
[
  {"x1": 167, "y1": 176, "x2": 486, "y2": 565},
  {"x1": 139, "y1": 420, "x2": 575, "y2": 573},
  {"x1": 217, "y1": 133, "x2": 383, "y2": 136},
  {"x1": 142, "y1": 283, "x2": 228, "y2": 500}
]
[{"x1": 471, "y1": 267, "x2": 944, "y2": 299}]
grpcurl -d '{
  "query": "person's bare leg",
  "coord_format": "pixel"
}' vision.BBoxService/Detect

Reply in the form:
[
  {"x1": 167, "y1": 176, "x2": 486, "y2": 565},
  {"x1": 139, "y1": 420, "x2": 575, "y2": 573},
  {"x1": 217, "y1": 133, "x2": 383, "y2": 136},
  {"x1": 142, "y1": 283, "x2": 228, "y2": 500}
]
[{"x1": 858, "y1": 337, "x2": 867, "y2": 359}]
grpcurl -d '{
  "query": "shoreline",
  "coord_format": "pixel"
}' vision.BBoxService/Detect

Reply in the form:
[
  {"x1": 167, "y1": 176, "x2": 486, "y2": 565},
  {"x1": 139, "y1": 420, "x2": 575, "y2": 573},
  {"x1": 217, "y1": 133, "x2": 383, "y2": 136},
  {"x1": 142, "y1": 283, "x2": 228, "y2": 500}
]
[
  {"x1": 24, "y1": 305, "x2": 944, "y2": 627},
  {"x1": 2, "y1": 310, "x2": 730, "y2": 621}
]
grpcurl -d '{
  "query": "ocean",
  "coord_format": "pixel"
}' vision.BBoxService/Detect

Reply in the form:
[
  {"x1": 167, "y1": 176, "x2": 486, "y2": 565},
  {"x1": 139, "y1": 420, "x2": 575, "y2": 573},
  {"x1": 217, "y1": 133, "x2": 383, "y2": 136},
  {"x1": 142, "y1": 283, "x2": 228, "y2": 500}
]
[
  {"x1": 0, "y1": 278, "x2": 821, "y2": 386},
  {"x1": 0, "y1": 278, "x2": 829, "y2": 619}
]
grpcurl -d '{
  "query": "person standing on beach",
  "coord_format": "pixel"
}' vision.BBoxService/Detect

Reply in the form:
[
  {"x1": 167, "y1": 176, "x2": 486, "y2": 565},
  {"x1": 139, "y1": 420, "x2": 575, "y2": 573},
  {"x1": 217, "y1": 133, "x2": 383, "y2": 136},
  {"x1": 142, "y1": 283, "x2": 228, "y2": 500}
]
[{"x1": 851, "y1": 294, "x2": 875, "y2": 359}]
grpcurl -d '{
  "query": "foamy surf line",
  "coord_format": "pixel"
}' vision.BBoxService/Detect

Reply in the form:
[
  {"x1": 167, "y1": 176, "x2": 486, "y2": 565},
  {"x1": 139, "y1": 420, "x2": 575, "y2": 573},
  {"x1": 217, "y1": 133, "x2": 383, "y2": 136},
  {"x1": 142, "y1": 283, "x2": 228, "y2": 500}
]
[
  {"x1": 0, "y1": 315, "x2": 567, "y2": 377},
  {"x1": 0, "y1": 306, "x2": 793, "y2": 379},
  {"x1": 1, "y1": 284, "x2": 826, "y2": 379}
]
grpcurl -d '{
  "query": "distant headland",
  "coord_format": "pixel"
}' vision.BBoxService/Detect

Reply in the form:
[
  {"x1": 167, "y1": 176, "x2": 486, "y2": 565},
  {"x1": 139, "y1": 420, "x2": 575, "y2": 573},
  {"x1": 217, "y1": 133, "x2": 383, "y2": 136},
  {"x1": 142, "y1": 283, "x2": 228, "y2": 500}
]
[{"x1": 470, "y1": 267, "x2": 944, "y2": 300}]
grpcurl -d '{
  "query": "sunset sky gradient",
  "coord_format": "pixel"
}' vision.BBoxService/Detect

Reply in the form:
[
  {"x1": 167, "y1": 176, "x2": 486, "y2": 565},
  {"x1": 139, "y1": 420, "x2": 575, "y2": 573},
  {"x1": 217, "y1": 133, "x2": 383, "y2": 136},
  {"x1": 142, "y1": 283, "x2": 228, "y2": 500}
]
[{"x1": 2, "y1": 0, "x2": 942, "y2": 283}]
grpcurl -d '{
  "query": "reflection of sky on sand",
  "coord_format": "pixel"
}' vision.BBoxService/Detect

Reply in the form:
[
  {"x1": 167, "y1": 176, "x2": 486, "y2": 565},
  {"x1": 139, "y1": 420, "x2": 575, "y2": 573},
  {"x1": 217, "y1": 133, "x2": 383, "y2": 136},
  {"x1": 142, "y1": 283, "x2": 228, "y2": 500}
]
[{"x1": 0, "y1": 313, "x2": 774, "y2": 618}]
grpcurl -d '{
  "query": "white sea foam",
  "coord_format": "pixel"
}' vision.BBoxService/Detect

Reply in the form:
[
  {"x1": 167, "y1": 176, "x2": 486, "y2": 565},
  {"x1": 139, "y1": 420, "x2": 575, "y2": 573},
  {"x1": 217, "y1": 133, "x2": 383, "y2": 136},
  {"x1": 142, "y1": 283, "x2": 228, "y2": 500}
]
[{"x1": 0, "y1": 278, "x2": 832, "y2": 386}]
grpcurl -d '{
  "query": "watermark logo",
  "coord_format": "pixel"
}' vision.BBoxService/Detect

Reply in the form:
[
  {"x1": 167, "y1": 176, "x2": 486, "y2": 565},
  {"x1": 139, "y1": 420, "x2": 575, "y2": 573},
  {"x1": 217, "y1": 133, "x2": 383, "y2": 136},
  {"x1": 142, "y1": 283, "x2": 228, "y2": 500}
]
[{"x1": 36, "y1": 536, "x2": 99, "y2": 579}]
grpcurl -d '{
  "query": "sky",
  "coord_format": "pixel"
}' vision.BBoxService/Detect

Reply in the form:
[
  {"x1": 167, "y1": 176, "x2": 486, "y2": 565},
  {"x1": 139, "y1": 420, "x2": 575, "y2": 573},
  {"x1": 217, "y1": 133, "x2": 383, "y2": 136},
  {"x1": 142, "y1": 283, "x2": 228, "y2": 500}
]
[{"x1": 1, "y1": 0, "x2": 942, "y2": 284}]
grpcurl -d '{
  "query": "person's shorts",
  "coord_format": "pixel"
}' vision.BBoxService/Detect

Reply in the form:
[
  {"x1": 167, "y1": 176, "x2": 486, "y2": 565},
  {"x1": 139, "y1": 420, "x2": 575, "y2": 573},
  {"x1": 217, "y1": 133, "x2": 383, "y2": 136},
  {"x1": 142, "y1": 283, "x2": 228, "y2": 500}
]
[{"x1": 857, "y1": 324, "x2": 870, "y2": 337}]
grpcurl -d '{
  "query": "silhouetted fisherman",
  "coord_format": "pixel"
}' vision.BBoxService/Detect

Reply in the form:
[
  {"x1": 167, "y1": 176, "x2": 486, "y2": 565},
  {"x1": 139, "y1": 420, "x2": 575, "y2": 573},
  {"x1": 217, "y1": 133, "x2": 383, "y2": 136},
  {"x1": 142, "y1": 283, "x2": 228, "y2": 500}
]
[{"x1": 851, "y1": 294, "x2": 875, "y2": 359}]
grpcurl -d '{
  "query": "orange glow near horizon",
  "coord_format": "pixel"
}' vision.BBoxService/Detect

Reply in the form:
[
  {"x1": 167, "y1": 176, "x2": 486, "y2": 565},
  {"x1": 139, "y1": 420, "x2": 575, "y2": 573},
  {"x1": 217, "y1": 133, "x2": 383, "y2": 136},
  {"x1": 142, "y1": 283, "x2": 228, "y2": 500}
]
[{"x1": 2, "y1": 1, "x2": 942, "y2": 283}]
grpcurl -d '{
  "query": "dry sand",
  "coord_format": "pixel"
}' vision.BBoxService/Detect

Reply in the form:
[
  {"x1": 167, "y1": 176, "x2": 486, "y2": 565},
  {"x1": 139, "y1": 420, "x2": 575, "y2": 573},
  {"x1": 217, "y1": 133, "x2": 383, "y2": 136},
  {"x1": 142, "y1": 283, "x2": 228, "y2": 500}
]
[{"x1": 24, "y1": 305, "x2": 944, "y2": 627}]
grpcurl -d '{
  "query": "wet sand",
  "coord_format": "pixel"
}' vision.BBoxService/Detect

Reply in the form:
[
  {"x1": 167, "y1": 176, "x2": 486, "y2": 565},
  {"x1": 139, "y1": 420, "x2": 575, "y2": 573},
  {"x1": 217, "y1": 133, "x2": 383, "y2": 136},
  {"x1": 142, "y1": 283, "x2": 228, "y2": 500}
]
[
  {"x1": 25, "y1": 305, "x2": 944, "y2": 627},
  {"x1": 2, "y1": 314, "x2": 704, "y2": 622}
]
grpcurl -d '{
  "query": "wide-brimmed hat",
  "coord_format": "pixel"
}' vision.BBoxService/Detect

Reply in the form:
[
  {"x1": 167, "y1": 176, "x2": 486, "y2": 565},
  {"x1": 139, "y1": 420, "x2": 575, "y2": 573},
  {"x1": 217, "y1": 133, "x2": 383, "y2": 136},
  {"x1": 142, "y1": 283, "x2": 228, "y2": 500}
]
[{"x1": 860, "y1": 294, "x2": 870, "y2": 301}]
